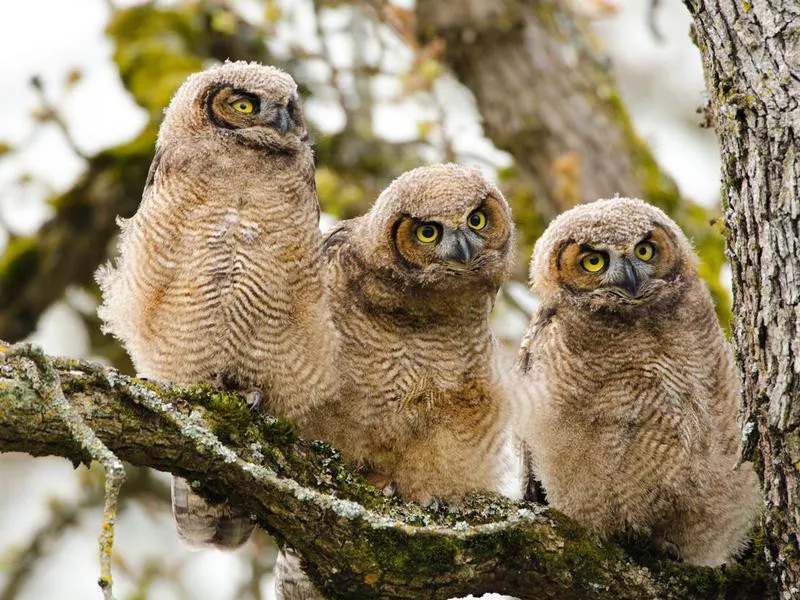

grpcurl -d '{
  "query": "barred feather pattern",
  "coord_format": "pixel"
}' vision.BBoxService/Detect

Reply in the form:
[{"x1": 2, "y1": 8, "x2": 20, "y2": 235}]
[
  {"x1": 274, "y1": 549, "x2": 322, "y2": 600},
  {"x1": 325, "y1": 290, "x2": 510, "y2": 501},
  {"x1": 97, "y1": 145, "x2": 335, "y2": 421},
  {"x1": 96, "y1": 63, "x2": 337, "y2": 549},
  {"x1": 517, "y1": 198, "x2": 760, "y2": 566},
  {"x1": 309, "y1": 165, "x2": 515, "y2": 503}
]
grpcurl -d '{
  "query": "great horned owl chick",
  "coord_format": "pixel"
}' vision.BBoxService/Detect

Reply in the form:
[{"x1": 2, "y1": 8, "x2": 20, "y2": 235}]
[
  {"x1": 517, "y1": 197, "x2": 760, "y2": 566},
  {"x1": 312, "y1": 163, "x2": 516, "y2": 503},
  {"x1": 96, "y1": 61, "x2": 337, "y2": 549}
]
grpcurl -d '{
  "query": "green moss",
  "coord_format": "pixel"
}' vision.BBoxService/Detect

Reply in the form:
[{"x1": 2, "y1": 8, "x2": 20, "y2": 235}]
[
  {"x1": 61, "y1": 377, "x2": 90, "y2": 395},
  {"x1": 360, "y1": 526, "x2": 460, "y2": 580},
  {"x1": 618, "y1": 528, "x2": 774, "y2": 600},
  {"x1": 158, "y1": 383, "x2": 398, "y2": 512}
]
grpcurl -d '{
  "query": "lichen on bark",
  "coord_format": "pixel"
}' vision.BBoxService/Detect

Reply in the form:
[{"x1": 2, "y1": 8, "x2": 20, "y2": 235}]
[
  {"x1": 683, "y1": 0, "x2": 800, "y2": 597},
  {"x1": 0, "y1": 344, "x2": 772, "y2": 599}
]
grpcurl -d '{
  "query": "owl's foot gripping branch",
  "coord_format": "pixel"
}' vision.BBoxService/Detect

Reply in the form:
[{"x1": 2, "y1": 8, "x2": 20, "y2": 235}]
[{"x1": 0, "y1": 343, "x2": 768, "y2": 599}]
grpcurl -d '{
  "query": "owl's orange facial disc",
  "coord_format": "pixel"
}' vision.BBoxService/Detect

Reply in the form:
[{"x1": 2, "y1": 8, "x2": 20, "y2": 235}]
[{"x1": 206, "y1": 86, "x2": 306, "y2": 140}]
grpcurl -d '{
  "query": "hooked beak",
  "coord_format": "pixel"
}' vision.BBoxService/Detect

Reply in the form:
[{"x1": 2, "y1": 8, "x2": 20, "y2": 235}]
[
  {"x1": 448, "y1": 229, "x2": 476, "y2": 264},
  {"x1": 609, "y1": 258, "x2": 641, "y2": 296},
  {"x1": 269, "y1": 105, "x2": 291, "y2": 135}
]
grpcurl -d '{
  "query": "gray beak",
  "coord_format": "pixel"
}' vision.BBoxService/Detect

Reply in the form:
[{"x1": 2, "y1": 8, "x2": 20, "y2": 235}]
[
  {"x1": 450, "y1": 230, "x2": 475, "y2": 264},
  {"x1": 609, "y1": 258, "x2": 640, "y2": 296},
  {"x1": 270, "y1": 106, "x2": 291, "y2": 134}
]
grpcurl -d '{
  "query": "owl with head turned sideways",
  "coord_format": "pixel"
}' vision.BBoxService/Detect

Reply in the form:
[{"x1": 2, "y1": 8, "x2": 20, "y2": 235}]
[
  {"x1": 305, "y1": 163, "x2": 516, "y2": 504},
  {"x1": 516, "y1": 197, "x2": 760, "y2": 566},
  {"x1": 96, "y1": 61, "x2": 338, "y2": 551}
]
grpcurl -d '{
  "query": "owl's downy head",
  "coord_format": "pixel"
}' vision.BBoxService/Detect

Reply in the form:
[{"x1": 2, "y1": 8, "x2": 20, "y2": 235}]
[
  {"x1": 158, "y1": 61, "x2": 308, "y2": 153},
  {"x1": 530, "y1": 197, "x2": 698, "y2": 315},
  {"x1": 361, "y1": 164, "x2": 515, "y2": 296}
]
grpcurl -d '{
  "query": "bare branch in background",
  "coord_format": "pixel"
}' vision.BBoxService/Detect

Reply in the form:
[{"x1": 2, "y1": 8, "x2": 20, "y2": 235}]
[
  {"x1": 0, "y1": 491, "x2": 97, "y2": 600},
  {"x1": 29, "y1": 75, "x2": 89, "y2": 161}
]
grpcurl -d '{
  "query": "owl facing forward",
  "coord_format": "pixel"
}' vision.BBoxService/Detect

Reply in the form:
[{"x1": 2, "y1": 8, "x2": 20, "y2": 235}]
[
  {"x1": 517, "y1": 197, "x2": 760, "y2": 566},
  {"x1": 96, "y1": 62, "x2": 337, "y2": 549},
  {"x1": 310, "y1": 163, "x2": 515, "y2": 503}
]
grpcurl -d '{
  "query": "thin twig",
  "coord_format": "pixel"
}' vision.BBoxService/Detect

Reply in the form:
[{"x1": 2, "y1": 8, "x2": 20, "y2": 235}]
[
  {"x1": 29, "y1": 76, "x2": 88, "y2": 161},
  {"x1": 5, "y1": 344, "x2": 126, "y2": 600}
]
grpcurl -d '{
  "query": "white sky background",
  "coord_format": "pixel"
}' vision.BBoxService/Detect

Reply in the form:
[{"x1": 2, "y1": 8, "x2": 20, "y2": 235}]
[{"x1": 0, "y1": 1, "x2": 722, "y2": 599}]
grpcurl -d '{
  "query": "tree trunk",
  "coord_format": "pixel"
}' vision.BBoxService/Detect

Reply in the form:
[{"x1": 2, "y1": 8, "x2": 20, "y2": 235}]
[
  {"x1": 417, "y1": 0, "x2": 643, "y2": 220},
  {"x1": 685, "y1": 1, "x2": 800, "y2": 596}
]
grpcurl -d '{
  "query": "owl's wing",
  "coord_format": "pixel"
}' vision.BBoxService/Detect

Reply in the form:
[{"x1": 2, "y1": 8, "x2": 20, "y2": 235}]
[
  {"x1": 321, "y1": 219, "x2": 356, "y2": 261},
  {"x1": 516, "y1": 305, "x2": 556, "y2": 374},
  {"x1": 171, "y1": 476, "x2": 255, "y2": 550},
  {"x1": 144, "y1": 146, "x2": 165, "y2": 190},
  {"x1": 274, "y1": 548, "x2": 325, "y2": 600},
  {"x1": 95, "y1": 144, "x2": 190, "y2": 348},
  {"x1": 516, "y1": 304, "x2": 555, "y2": 503}
]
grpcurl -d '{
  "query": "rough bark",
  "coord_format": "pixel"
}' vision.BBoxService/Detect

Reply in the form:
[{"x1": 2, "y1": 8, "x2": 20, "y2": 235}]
[
  {"x1": 0, "y1": 344, "x2": 769, "y2": 599},
  {"x1": 684, "y1": 1, "x2": 800, "y2": 597}
]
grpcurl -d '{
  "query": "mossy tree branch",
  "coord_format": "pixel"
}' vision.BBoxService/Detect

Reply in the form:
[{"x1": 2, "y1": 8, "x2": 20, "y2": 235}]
[{"x1": 0, "y1": 344, "x2": 769, "y2": 599}]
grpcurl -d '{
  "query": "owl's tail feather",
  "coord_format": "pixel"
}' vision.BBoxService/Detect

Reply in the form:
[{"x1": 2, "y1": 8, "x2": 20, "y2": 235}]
[
  {"x1": 171, "y1": 476, "x2": 255, "y2": 550},
  {"x1": 274, "y1": 548, "x2": 325, "y2": 600}
]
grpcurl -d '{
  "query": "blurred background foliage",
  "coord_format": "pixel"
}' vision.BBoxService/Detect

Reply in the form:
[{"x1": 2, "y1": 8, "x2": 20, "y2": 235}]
[{"x1": 0, "y1": 0, "x2": 729, "y2": 598}]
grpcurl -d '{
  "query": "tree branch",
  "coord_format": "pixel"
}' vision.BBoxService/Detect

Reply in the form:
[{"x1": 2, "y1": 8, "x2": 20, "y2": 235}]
[{"x1": 0, "y1": 344, "x2": 766, "y2": 599}]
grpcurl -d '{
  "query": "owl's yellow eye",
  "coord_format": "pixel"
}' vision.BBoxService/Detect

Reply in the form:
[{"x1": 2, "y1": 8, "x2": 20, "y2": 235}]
[
  {"x1": 416, "y1": 223, "x2": 440, "y2": 244},
  {"x1": 468, "y1": 210, "x2": 487, "y2": 231},
  {"x1": 634, "y1": 241, "x2": 655, "y2": 262},
  {"x1": 580, "y1": 252, "x2": 607, "y2": 273},
  {"x1": 230, "y1": 97, "x2": 255, "y2": 114}
]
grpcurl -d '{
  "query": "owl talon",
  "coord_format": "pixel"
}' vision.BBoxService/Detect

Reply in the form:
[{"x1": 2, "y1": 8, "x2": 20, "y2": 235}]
[
  {"x1": 660, "y1": 539, "x2": 682, "y2": 561},
  {"x1": 381, "y1": 480, "x2": 397, "y2": 498},
  {"x1": 242, "y1": 388, "x2": 263, "y2": 412},
  {"x1": 425, "y1": 495, "x2": 445, "y2": 513}
]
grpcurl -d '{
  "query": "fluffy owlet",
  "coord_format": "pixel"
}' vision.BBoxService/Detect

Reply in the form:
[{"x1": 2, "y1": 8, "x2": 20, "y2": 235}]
[
  {"x1": 517, "y1": 197, "x2": 760, "y2": 566},
  {"x1": 312, "y1": 163, "x2": 515, "y2": 502},
  {"x1": 96, "y1": 62, "x2": 337, "y2": 549}
]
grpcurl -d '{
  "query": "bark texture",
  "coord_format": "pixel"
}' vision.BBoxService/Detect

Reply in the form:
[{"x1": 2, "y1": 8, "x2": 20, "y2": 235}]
[
  {"x1": 685, "y1": 1, "x2": 800, "y2": 597},
  {"x1": 0, "y1": 345, "x2": 769, "y2": 600}
]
